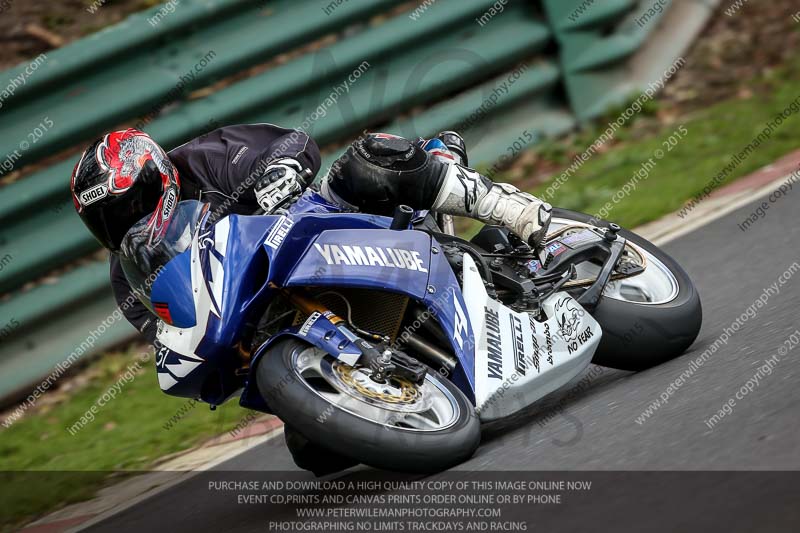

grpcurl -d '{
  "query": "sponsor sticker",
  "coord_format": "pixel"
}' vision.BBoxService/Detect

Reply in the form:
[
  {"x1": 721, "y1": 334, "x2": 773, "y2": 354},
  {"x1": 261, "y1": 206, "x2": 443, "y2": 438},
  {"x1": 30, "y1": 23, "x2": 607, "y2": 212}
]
[
  {"x1": 162, "y1": 188, "x2": 177, "y2": 220},
  {"x1": 567, "y1": 327, "x2": 595, "y2": 354},
  {"x1": 510, "y1": 315, "x2": 525, "y2": 376},
  {"x1": 264, "y1": 216, "x2": 293, "y2": 249},
  {"x1": 554, "y1": 297, "x2": 594, "y2": 355},
  {"x1": 529, "y1": 315, "x2": 541, "y2": 373},
  {"x1": 300, "y1": 311, "x2": 322, "y2": 336},
  {"x1": 560, "y1": 230, "x2": 597, "y2": 248},
  {"x1": 525, "y1": 259, "x2": 542, "y2": 274},
  {"x1": 79, "y1": 183, "x2": 108, "y2": 206},
  {"x1": 545, "y1": 242, "x2": 568, "y2": 257},
  {"x1": 543, "y1": 322, "x2": 554, "y2": 365},
  {"x1": 313, "y1": 243, "x2": 428, "y2": 273},
  {"x1": 555, "y1": 297, "x2": 582, "y2": 342},
  {"x1": 485, "y1": 306, "x2": 503, "y2": 379}
]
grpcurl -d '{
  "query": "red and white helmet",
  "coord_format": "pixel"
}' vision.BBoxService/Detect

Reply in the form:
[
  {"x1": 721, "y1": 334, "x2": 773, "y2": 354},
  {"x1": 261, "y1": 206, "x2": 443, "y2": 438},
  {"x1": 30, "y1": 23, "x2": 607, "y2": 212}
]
[{"x1": 70, "y1": 129, "x2": 180, "y2": 252}]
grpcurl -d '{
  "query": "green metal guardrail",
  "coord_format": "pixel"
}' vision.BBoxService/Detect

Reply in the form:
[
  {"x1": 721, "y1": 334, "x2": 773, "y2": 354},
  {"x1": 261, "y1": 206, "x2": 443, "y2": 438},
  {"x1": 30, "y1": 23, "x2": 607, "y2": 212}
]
[
  {"x1": 542, "y1": 0, "x2": 674, "y2": 120},
  {"x1": 0, "y1": 0, "x2": 714, "y2": 402},
  {"x1": 0, "y1": 0, "x2": 509, "y2": 295},
  {"x1": 0, "y1": 0, "x2": 399, "y2": 169}
]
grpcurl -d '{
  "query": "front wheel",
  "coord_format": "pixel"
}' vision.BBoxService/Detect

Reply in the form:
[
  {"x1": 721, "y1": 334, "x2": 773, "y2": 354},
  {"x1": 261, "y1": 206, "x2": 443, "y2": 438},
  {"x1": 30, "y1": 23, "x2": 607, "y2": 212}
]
[
  {"x1": 552, "y1": 208, "x2": 702, "y2": 371},
  {"x1": 257, "y1": 339, "x2": 480, "y2": 473}
]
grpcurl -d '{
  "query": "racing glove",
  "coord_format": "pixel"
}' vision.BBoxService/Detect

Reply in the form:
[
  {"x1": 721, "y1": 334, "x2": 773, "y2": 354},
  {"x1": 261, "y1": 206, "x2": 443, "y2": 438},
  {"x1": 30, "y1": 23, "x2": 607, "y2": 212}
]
[{"x1": 254, "y1": 158, "x2": 308, "y2": 213}]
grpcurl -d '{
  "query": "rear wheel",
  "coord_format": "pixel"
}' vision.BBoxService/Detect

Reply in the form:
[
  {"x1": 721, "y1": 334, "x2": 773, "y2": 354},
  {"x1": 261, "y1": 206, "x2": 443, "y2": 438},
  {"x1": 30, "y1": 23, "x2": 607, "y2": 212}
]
[
  {"x1": 552, "y1": 208, "x2": 702, "y2": 370},
  {"x1": 257, "y1": 338, "x2": 480, "y2": 473}
]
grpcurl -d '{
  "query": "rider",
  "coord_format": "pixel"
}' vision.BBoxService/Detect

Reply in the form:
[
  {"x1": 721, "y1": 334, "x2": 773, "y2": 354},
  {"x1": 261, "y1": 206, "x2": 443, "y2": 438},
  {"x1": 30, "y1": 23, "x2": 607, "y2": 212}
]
[{"x1": 70, "y1": 124, "x2": 552, "y2": 474}]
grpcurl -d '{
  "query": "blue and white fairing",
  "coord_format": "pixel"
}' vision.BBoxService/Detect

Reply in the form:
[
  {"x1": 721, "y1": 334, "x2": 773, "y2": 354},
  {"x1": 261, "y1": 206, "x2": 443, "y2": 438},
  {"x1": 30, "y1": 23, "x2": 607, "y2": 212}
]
[
  {"x1": 148, "y1": 192, "x2": 478, "y2": 404},
  {"x1": 151, "y1": 211, "x2": 280, "y2": 400},
  {"x1": 459, "y1": 254, "x2": 602, "y2": 420},
  {"x1": 146, "y1": 190, "x2": 602, "y2": 420}
]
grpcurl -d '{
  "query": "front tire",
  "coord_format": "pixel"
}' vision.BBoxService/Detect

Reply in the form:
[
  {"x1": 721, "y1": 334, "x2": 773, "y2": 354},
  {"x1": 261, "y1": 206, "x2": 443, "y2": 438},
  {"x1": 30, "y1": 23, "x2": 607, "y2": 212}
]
[
  {"x1": 257, "y1": 339, "x2": 480, "y2": 473},
  {"x1": 553, "y1": 208, "x2": 702, "y2": 371}
]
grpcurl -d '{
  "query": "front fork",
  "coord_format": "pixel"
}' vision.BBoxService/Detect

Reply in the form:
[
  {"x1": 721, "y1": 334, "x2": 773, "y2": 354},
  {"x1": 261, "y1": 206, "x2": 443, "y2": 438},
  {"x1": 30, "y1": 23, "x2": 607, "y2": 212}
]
[{"x1": 273, "y1": 285, "x2": 426, "y2": 384}]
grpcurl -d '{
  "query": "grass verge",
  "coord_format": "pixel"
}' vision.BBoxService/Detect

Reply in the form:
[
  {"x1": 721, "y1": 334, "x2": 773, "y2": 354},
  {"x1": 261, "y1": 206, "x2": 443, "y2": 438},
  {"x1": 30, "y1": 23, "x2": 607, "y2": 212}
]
[
  {"x1": 498, "y1": 61, "x2": 800, "y2": 230},
  {"x1": 0, "y1": 346, "x2": 254, "y2": 532}
]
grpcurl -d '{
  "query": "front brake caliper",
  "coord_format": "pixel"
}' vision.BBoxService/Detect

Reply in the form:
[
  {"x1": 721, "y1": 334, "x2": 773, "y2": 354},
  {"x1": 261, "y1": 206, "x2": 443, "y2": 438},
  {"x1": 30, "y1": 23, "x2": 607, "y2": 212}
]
[
  {"x1": 357, "y1": 343, "x2": 427, "y2": 385},
  {"x1": 388, "y1": 349, "x2": 428, "y2": 385}
]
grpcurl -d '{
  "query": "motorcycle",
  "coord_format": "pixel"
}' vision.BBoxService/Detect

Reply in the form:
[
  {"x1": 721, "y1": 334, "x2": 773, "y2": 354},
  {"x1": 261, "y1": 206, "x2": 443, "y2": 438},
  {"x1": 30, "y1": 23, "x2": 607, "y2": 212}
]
[{"x1": 119, "y1": 186, "x2": 701, "y2": 473}]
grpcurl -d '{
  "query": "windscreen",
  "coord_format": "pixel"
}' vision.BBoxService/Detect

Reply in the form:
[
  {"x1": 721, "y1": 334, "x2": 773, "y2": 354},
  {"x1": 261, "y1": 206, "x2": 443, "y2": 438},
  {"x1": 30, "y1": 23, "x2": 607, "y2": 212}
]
[{"x1": 118, "y1": 200, "x2": 208, "y2": 313}]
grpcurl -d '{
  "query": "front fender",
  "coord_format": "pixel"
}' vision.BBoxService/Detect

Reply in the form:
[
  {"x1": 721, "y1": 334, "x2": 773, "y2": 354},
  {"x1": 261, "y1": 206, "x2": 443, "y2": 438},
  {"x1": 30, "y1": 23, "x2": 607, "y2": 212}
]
[{"x1": 239, "y1": 313, "x2": 364, "y2": 413}]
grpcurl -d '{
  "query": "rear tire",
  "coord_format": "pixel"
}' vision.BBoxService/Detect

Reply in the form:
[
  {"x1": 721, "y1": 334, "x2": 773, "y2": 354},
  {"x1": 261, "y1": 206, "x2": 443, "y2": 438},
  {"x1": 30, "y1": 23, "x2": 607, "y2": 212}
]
[
  {"x1": 554, "y1": 208, "x2": 702, "y2": 371},
  {"x1": 257, "y1": 338, "x2": 480, "y2": 473}
]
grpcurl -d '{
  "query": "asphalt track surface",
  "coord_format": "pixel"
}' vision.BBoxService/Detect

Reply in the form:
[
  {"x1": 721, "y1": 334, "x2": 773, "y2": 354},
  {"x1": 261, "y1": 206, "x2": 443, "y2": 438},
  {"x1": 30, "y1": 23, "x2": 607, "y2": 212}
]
[{"x1": 84, "y1": 191, "x2": 800, "y2": 533}]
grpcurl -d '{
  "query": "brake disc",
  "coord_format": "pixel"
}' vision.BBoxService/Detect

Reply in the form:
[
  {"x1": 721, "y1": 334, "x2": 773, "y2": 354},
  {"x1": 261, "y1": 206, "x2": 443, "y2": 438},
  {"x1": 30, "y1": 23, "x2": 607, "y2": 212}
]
[{"x1": 333, "y1": 363, "x2": 421, "y2": 405}]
